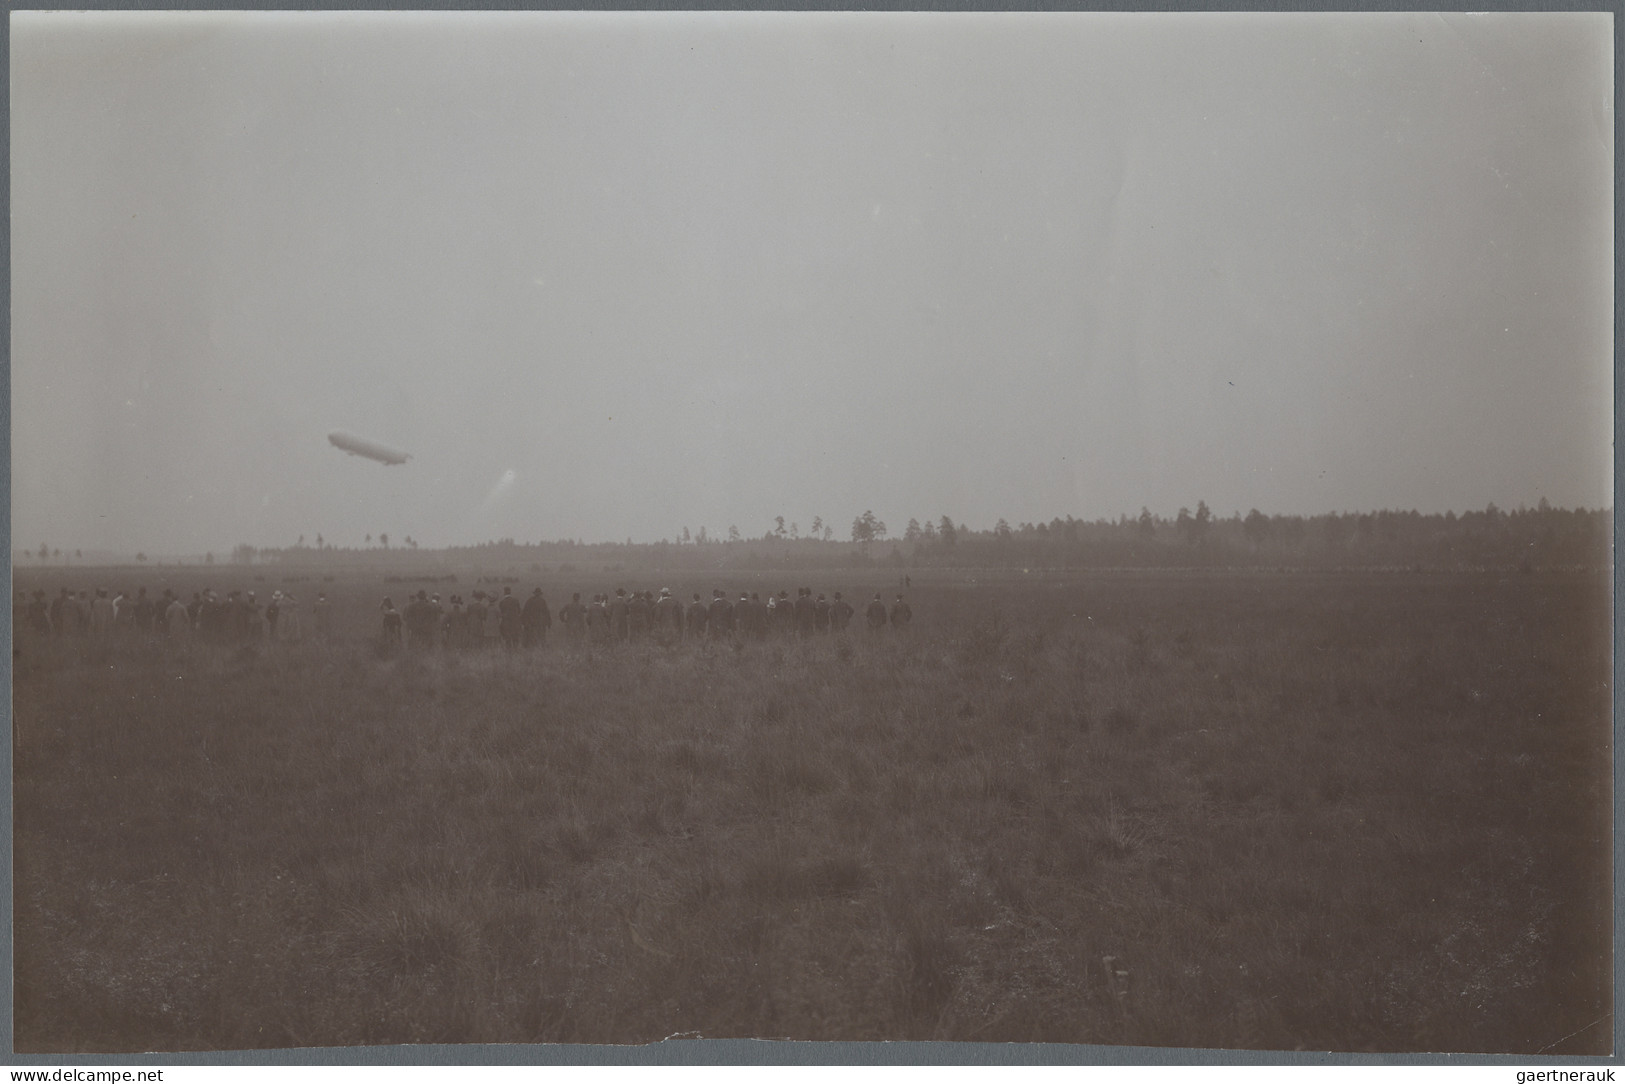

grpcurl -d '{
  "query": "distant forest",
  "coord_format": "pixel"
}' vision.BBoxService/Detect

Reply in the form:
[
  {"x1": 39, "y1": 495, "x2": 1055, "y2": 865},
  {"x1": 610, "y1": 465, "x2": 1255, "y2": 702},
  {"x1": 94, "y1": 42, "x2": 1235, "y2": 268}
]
[{"x1": 171, "y1": 501, "x2": 1609, "y2": 573}]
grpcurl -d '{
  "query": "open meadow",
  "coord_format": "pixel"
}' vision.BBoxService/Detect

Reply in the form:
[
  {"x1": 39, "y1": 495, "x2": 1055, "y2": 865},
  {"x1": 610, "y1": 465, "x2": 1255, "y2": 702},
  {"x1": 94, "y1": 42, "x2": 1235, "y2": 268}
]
[{"x1": 11, "y1": 566, "x2": 1612, "y2": 1054}]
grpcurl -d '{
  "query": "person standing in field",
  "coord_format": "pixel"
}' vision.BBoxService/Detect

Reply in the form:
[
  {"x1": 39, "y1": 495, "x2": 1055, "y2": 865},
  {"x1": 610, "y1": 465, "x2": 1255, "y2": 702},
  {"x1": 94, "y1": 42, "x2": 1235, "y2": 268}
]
[
  {"x1": 609, "y1": 589, "x2": 630, "y2": 642},
  {"x1": 152, "y1": 588, "x2": 173, "y2": 636},
  {"x1": 814, "y1": 592, "x2": 831, "y2": 633},
  {"x1": 166, "y1": 591, "x2": 190, "y2": 642},
  {"x1": 111, "y1": 590, "x2": 134, "y2": 634},
  {"x1": 483, "y1": 591, "x2": 504, "y2": 649},
  {"x1": 499, "y1": 587, "x2": 523, "y2": 650},
  {"x1": 627, "y1": 590, "x2": 652, "y2": 642},
  {"x1": 686, "y1": 593, "x2": 708, "y2": 639},
  {"x1": 794, "y1": 587, "x2": 816, "y2": 638},
  {"x1": 522, "y1": 588, "x2": 551, "y2": 647},
  {"x1": 478, "y1": 593, "x2": 495, "y2": 645},
  {"x1": 279, "y1": 593, "x2": 303, "y2": 642},
  {"x1": 51, "y1": 589, "x2": 72, "y2": 636},
  {"x1": 427, "y1": 594, "x2": 445, "y2": 646},
  {"x1": 209, "y1": 591, "x2": 233, "y2": 643},
  {"x1": 380, "y1": 598, "x2": 403, "y2": 650},
  {"x1": 402, "y1": 592, "x2": 426, "y2": 648},
  {"x1": 243, "y1": 592, "x2": 265, "y2": 643},
  {"x1": 26, "y1": 591, "x2": 52, "y2": 636},
  {"x1": 707, "y1": 589, "x2": 733, "y2": 640},
  {"x1": 890, "y1": 594, "x2": 912, "y2": 630},
  {"x1": 266, "y1": 591, "x2": 283, "y2": 641},
  {"x1": 772, "y1": 591, "x2": 793, "y2": 637},
  {"x1": 154, "y1": 589, "x2": 172, "y2": 636},
  {"x1": 560, "y1": 593, "x2": 587, "y2": 642},
  {"x1": 588, "y1": 593, "x2": 611, "y2": 643},
  {"x1": 653, "y1": 588, "x2": 682, "y2": 643},
  {"x1": 465, "y1": 593, "x2": 488, "y2": 649},
  {"x1": 440, "y1": 595, "x2": 464, "y2": 648},
  {"x1": 200, "y1": 591, "x2": 223, "y2": 643},
  {"x1": 867, "y1": 593, "x2": 888, "y2": 631},
  {"x1": 132, "y1": 588, "x2": 153, "y2": 636},
  {"x1": 223, "y1": 591, "x2": 239, "y2": 641},
  {"x1": 312, "y1": 592, "x2": 332, "y2": 642}
]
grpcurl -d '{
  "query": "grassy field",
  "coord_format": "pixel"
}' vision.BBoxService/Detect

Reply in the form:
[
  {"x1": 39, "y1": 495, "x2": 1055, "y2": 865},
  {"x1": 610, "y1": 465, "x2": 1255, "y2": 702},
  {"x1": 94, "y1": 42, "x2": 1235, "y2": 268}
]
[{"x1": 11, "y1": 567, "x2": 1612, "y2": 1054}]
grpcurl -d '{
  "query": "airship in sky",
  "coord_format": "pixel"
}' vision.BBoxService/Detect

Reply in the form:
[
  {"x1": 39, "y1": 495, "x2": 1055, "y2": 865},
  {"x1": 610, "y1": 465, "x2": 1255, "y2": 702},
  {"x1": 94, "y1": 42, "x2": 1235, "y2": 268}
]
[{"x1": 328, "y1": 430, "x2": 411, "y2": 465}]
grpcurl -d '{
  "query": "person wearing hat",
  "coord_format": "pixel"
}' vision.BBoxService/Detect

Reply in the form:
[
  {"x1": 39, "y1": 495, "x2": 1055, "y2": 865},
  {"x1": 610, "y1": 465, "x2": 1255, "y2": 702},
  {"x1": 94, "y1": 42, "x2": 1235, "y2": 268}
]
[
  {"x1": 653, "y1": 588, "x2": 682, "y2": 643},
  {"x1": 814, "y1": 592, "x2": 831, "y2": 633},
  {"x1": 890, "y1": 594, "x2": 912, "y2": 630},
  {"x1": 830, "y1": 591, "x2": 854, "y2": 632},
  {"x1": 522, "y1": 587, "x2": 551, "y2": 648},
  {"x1": 686, "y1": 593, "x2": 708, "y2": 639},
  {"x1": 707, "y1": 589, "x2": 733, "y2": 640},
  {"x1": 627, "y1": 590, "x2": 652, "y2": 642},
  {"x1": 866, "y1": 592, "x2": 888, "y2": 631},
  {"x1": 793, "y1": 587, "x2": 816, "y2": 638},
  {"x1": 560, "y1": 592, "x2": 587, "y2": 642}
]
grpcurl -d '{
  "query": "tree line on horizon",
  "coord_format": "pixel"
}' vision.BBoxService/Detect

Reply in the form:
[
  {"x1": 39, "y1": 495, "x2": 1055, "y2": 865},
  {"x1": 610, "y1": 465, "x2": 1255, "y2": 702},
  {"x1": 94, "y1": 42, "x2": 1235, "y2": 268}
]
[{"x1": 26, "y1": 500, "x2": 1607, "y2": 572}]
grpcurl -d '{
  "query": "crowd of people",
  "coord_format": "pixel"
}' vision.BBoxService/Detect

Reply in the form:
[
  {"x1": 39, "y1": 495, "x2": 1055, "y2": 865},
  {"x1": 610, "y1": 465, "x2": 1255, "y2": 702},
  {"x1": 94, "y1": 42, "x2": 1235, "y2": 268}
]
[
  {"x1": 15, "y1": 583, "x2": 914, "y2": 651},
  {"x1": 15, "y1": 586, "x2": 333, "y2": 645},
  {"x1": 378, "y1": 585, "x2": 913, "y2": 650}
]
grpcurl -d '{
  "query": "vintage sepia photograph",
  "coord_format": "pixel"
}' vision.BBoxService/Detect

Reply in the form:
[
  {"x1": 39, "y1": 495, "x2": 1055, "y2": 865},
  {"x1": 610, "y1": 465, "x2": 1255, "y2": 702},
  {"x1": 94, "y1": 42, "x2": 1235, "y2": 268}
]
[{"x1": 9, "y1": 10, "x2": 1614, "y2": 1057}]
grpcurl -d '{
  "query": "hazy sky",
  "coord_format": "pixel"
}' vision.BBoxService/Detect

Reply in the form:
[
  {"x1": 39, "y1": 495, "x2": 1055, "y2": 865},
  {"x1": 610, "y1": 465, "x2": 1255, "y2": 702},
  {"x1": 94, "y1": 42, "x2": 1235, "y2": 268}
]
[{"x1": 11, "y1": 11, "x2": 1613, "y2": 554}]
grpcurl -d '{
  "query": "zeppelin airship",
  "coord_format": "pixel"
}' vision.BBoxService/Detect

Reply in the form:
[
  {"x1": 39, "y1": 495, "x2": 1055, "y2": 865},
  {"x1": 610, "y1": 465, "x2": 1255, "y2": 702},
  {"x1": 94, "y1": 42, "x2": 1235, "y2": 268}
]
[{"x1": 328, "y1": 430, "x2": 411, "y2": 465}]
